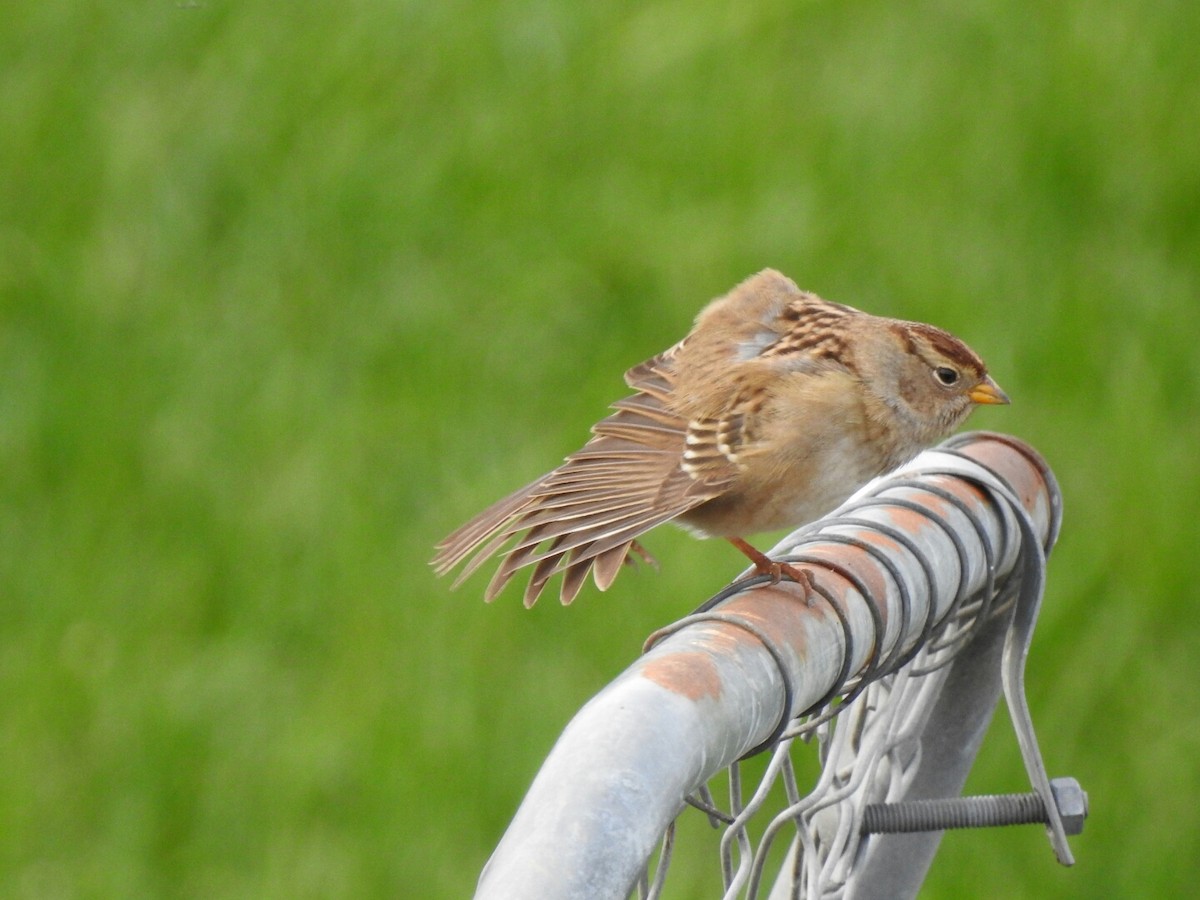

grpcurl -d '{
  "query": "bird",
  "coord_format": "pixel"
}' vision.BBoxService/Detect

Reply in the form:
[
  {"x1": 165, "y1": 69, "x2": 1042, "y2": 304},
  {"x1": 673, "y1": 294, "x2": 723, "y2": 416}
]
[{"x1": 432, "y1": 269, "x2": 1009, "y2": 607}]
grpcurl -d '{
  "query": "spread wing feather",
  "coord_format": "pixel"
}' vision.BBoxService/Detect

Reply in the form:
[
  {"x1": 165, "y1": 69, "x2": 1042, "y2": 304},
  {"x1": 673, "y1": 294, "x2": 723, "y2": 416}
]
[{"x1": 431, "y1": 348, "x2": 742, "y2": 605}]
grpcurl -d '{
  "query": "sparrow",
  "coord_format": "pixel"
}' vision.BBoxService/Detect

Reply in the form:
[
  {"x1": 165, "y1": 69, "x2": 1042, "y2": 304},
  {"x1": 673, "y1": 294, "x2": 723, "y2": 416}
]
[{"x1": 432, "y1": 269, "x2": 1008, "y2": 607}]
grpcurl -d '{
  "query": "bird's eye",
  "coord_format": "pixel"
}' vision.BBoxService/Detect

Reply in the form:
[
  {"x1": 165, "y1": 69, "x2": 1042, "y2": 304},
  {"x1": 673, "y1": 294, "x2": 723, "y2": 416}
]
[{"x1": 934, "y1": 366, "x2": 959, "y2": 386}]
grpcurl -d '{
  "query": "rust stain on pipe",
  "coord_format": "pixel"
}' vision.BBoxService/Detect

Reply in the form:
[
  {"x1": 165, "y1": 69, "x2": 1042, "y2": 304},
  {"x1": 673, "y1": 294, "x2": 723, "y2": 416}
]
[
  {"x1": 795, "y1": 543, "x2": 892, "y2": 624},
  {"x1": 959, "y1": 434, "x2": 1051, "y2": 526},
  {"x1": 642, "y1": 651, "x2": 722, "y2": 701},
  {"x1": 879, "y1": 503, "x2": 936, "y2": 535},
  {"x1": 855, "y1": 529, "x2": 902, "y2": 557}
]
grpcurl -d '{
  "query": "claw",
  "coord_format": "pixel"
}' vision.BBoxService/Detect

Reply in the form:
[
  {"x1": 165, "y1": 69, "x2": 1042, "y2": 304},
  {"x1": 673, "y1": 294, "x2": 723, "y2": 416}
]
[{"x1": 727, "y1": 537, "x2": 813, "y2": 597}]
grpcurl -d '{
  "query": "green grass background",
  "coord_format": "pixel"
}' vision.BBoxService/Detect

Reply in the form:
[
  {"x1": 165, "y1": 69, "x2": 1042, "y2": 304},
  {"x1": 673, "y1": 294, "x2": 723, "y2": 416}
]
[{"x1": 3, "y1": 0, "x2": 1198, "y2": 896}]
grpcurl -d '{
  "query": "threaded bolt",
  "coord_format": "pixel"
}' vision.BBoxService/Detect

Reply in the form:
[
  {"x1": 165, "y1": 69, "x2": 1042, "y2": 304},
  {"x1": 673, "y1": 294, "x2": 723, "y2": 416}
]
[{"x1": 861, "y1": 776, "x2": 1087, "y2": 837}]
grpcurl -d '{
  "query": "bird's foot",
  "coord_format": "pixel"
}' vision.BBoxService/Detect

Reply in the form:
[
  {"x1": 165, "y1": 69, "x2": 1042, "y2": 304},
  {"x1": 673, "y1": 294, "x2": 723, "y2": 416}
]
[{"x1": 727, "y1": 537, "x2": 814, "y2": 596}]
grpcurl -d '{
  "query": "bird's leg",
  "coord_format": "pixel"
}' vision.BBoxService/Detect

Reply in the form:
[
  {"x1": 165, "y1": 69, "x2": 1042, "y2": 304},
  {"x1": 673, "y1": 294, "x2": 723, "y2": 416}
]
[
  {"x1": 727, "y1": 537, "x2": 812, "y2": 591},
  {"x1": 625, "y1": 540, "x2": 660, "y2": 570}
]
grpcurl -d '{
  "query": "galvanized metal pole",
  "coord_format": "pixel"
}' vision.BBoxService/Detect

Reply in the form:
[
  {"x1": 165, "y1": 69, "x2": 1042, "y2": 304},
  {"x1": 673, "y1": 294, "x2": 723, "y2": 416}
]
[{"x1": 475, "y1": 433, "x2": 1059, "y2": 900}]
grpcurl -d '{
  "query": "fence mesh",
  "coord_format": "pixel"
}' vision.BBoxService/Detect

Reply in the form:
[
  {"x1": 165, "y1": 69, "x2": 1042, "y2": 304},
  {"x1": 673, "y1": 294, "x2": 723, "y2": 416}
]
[{"x1": 637, "y1": 572, "x2": 1020, "y2": 899}]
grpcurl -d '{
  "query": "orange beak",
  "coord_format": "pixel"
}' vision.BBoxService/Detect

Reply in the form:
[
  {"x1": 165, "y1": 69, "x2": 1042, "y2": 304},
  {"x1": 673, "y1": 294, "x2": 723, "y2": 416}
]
[{"x1": 969, "y1": 376, "x2": 1010, "y2": 406}]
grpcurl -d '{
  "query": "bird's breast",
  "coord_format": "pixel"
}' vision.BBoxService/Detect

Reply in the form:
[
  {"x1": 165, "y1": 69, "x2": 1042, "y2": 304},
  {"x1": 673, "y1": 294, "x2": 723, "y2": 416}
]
[{"x1": 678, "y1": 429, "x2": 888, "y2": 538}]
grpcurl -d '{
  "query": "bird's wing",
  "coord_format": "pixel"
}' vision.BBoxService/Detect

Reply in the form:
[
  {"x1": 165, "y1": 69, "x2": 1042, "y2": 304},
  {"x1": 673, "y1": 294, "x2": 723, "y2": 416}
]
[{"x1": 431, "y1": 348, "x2": 743, "y2": 606}]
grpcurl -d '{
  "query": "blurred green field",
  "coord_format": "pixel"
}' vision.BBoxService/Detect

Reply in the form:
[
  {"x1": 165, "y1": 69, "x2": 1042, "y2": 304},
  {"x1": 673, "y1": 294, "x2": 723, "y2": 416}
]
[{"x1": 2, "y1": 0, "x2": 1198, "y2": 896}]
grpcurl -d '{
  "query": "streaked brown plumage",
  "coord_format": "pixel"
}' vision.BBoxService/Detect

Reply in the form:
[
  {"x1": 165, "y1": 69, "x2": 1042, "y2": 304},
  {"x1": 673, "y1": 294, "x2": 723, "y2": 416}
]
[{"x1": 432, "y1": 269, "x2": 1008, "y2": 606}]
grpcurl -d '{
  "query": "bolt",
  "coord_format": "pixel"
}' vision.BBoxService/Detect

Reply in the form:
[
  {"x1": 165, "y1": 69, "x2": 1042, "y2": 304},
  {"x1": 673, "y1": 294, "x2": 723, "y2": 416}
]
[{"x1": 861, "y1": 777, "x2": 1087, "y2": 837}]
